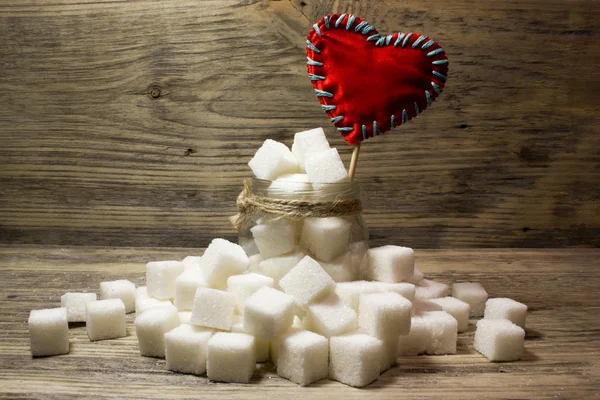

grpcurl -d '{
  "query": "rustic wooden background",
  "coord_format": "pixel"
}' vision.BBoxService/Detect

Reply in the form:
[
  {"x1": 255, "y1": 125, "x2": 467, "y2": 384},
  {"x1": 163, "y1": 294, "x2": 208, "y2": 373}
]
[{"x1": 1, "y1": 0, "x2": 599, "y2": 249}]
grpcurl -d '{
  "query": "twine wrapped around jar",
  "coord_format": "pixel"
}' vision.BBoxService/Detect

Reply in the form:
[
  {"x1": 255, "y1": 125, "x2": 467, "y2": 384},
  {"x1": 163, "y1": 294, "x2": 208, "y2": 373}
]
[{"x1": 230, "y1": 179, "x2": 363, "y2": 229}]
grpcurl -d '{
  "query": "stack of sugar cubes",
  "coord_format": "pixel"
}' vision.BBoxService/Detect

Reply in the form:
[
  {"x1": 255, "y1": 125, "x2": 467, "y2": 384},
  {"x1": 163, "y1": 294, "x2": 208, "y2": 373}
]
[{"x1": 27, "y1": 128, "x2": 529, "y2": 388}]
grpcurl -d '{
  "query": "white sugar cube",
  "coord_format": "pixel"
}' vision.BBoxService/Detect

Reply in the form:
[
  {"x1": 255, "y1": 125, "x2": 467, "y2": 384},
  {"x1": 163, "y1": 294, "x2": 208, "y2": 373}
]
[
  {"x1": 227, "y1": 273, "x2": 274, "y2": 313},
  {"x1": 207, "y1": 332, "x2": 256, "y2": 383},
  {"x1": 280, "y1": 256, "x2": 335, "y2": 307},
  {"x1": 358, "y1": 292, "x2": 412, "y2": 339},
  {"x1": 135, "y1": 304, "x2": 180, "y2": 358},
  {"x1": 231, "y1": 315, "x2": 270, "y2": 362},
  {"x1": 135, "y1": 286, "x2": 148, "y2": 301},
  {"x1": 423, "y1": 311, "x2": 457, "y2": 355},
  {"x1": 484, "y1": 298, "x2": 528, "y2": 328},
  {"x1": 174, "y1": 269, "x2": 207, "y2": 311},
  {"x1": 28, "y1": 308, "x2": 69, "y2": 357},
  {"x1": 376, "y1": 282, "x2": 416, "y2": 301},
  {"x1": 367, "y1": 245, "x2": 415, "y2": 282},
  {"x1": 300, "y1": 217, "x2": 352, "y2": 262},
  {"x1": 397, "y1": 316, "x2": 431, "y2": 356},
  {"x1": 165, "y1": 324, "x2": 213, "y2": 375},
  {"x1": 381, "y1": 338, "x2": 399, "y2": 372},
  {"x1": 99, "y1": 279, "x2": 136, "y2": 313},
  {"x1": 334, "y1": 281, "x2": 384, "y2": 311},
  {"x1": 201, "y1": 238, "x2": 249, "y2": 289},
  {"x1": 318, "y1": 252, "x2": 358, "y2": 283},
  {"x1": 407, "y1": 266, "x2": 425, "y2": 284},
  {"x1": 277, "y1": 330, "x2": 329, "y2": 386},
  {"x1": 181, "y1": 255, "x2": 203, "y2": 271},
  {"x1": 474, "y1": 319, "x2": 525, "y2": 362},
  {"x1": 452, "y1": 282, "x2": 488, "y2": 317},
  {"x1": 430, "y1": 297, "x2": 470, "y2": 332},
  {"x1": 60, "y1": 292, "x2": 97, "y2": 322},
  {"x1": 304, "y1": 148, "x2": 349, "y2": 188},
  {"x1": 248, "y1": 139, "x2": 300, "y2": 180},
  {"x1": 291, "y1": 127, "x2": 331, "y2": 170},
  {"x1": 329, "y1": 334, "x2": 383, "y2": 388},
  {"x1": 251, "y1": 219, "x2": 297, "y2": 259},
  {"x1": 86, "y1": 299, "x2": 127, "y2": 341},
  {"x1": 270, "y1": 325, "x2": 304, "y2": 366},
  {"x1": 243, "y1": 286, "x2": 295, "y2": 340},
  {"x1": 190, "y1": 287, "x2": 235, "y2": 330},
  {"x1": 146, "y1": 260, "x2": 184, "y2": 300},
  {"x1": 258, "y1": 251, "x2": 305, "y2": 287},
  {"x1": 412, "y1": 298, "x2": 443, "y2": 315},
  {"x1": 268, "y1": 173, "x2": 313, "y2": 195},
  {"x1": 178, "y1": 311, "x2": 192, "y2": 324},
  {"x1": 135, "y1": 297, "x2": 172, "y2": 315},
  {"x1": 415, "y1": 279, "x2": 450, "y2": 300},
  {"x1": 304, "y1": 292, "x2": 357, "y2": 338},
  {"x1": 248, "y1": 254, "x2": 263, "y2": 273}
]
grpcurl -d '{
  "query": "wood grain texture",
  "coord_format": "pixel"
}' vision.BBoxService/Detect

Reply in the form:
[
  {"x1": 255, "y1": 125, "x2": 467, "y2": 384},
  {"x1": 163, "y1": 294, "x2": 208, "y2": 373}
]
[
  {"x1": 1, "y1": 246, "x2": 599, "y2": 399},
  {"x1": 0, "y1": 0, "x2": 599, "y2": 248}
]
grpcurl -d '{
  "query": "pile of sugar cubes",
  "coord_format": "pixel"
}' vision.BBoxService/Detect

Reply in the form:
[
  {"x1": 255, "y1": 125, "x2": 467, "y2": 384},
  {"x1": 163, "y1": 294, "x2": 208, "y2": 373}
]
[{"x1": 28, "y1": 128, "x2": 529, "y2": 388}]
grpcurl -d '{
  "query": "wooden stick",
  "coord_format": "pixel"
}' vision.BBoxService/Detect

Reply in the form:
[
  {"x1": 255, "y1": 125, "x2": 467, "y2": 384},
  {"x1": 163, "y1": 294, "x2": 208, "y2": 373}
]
[{"x1": 348, "y1": 142, "x2": 361, "y2": 179}]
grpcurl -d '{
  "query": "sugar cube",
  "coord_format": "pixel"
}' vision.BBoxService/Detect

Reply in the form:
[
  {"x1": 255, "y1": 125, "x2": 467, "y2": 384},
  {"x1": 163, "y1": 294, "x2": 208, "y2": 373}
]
[
  {"x1": 181, "y1": 255, "x2": 203, "y2": 271},
  {"x1": 135, "y1": 304, "x2": 180, "y2": 358},
  {"x1": 304, "y1": 292, "x2": 357, "y2": 338},
  {"x1": 251, "y1": 219, "x2": 297, "y2": 259},
  {"x1": 452, "y1": 282, "x2": 488, "y2": 317},
  {"x1": 248, "y1": 254, "x2": 263, "y2": 273},
  {"x1": 484, "y1": 298, "x2": 528, "y2": 328},
  {"x1": 415, "y1": 279, "x2": 450, "y2": 301},
  {"x1": 329, "y1": 334, "x2": 383, "y2": 388},
  {"x1": 227, "y1": 273, "x2": 274, "y2": 313},
  {"x1": 304, "y1": 148, "x2": 349, "y2": 188},
  {"x1": 474, "y1": 319, "x2": 525, "y2": 362},
  {"x1": 165, "y1": 324, "x2": 213, "y2": 375},
  {"x1": 28, "y1": 308, "x2": 70, "y2": 357},
  {"x1": 412, "y1": 298, "x2": 443, "y2": 315},
  {"x1": 207, "y1": 332, "x2": 256, "y2": 383},
  {"x1": 300, "y1": 217, "x2": 351, "y2": 262},
  {"x1": 268, "y1": 174, "x2": 313, "y2": 195},
  {"x1": 270, "y1": 325, "x2": 304, "y2": 366},
  {"x1": 178, "y1": 311, "x2": 192, "y2": 324},
  {"x1": 86, "y1": 299, "x2": 127, "y2": 341},
  {"x1": 397, "y1": 316, "x2": 431, "y2": 356},
  {"x1": 367, "y1": 245, "x2": 415, "y2": 283},
  {"x1": 291, "y1": 127, "x2": 331, "y2": 170},
  {"x1": 190, "y1": 287, "x2": 235, "y2": 331},
  {"x1": 407, "y1": 266, "x2": 425, "y2": 284},
  {"x1": 243, "y1": 286, "x2": 295, "y2": 340},
  {"x1": 423, "y1": 311, "x2": 457, "y2": 355},
  {"x1": 277, "y1": 330, "x2": 329, "y2": 386},
  {"x1": 135, "y1": 297, "x2": 173, "y2": 315},
  {"x1": 335, "y1": 281, "x2": 384, "y2": 311},
  {"x1": 135, "y1": 286, "x2": 148, "y2": 301},
  {"x1": 231, "y1": 315, "x2": 270, "y2": 362},
  {"x1": 99, "y1": 279, "x2": 136, "y2": 313},
  {"x1": 358, "y1": 292, "x2": 412, "y2": 339},
  {"x1": 430, "y1": 296, "x2": 470, "y2": 332},
  {"x1": 200, "y1": 238, "x2": 249, "y2": 289},
  {"x1": 318, "y1": 252, "x2": 358, "y2": 283},
  {"x1": 248, "y1": 139, "x2": 300, "y2": 180},
  {"x1": 174, "y1": 269, "x2": 207, "y2": 311},
  {"x1": 146, "y1": 260, "x2": 184, "y2": 300},
  {"x1": 280, "y1": 256, "x2": 335, "y2": 307},
  {"x1": 381, "y1": 338, "x2": 399, "y2": 372},
  {"x1": 258, "y1": 251, "x2": 305, "y2": 287},
  {"x1": 375, "y1": 282, "x2": 416, "y2": 301},
  {"x1": 60, "y1": 292, "x2": 97, "y2": 322}
]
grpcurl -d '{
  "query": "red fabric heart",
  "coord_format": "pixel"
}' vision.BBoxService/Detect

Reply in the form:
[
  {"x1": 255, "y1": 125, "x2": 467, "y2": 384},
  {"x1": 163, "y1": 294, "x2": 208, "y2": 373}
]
[{"x1": 307, "y1": 14, "x2": 449, "y2": 145}]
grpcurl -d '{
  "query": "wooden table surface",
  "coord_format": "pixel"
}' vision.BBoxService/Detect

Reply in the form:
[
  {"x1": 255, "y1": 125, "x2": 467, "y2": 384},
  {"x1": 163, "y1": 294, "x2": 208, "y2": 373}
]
[{"x1": 1, "y1": 245, "x2": 598, "y2": 399}]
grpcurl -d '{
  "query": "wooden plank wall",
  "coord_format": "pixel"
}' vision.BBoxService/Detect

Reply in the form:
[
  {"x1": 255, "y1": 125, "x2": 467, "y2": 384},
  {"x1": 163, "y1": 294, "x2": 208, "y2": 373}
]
[{"x1": 1, "y1": 0, "x2": 599, "y2": 248}]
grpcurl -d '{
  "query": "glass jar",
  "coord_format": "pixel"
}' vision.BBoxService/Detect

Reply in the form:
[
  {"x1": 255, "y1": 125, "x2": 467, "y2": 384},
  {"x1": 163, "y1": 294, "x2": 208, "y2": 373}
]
[{"x1": 235, "y1": 177, "x2": 369, "y2": 283}]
